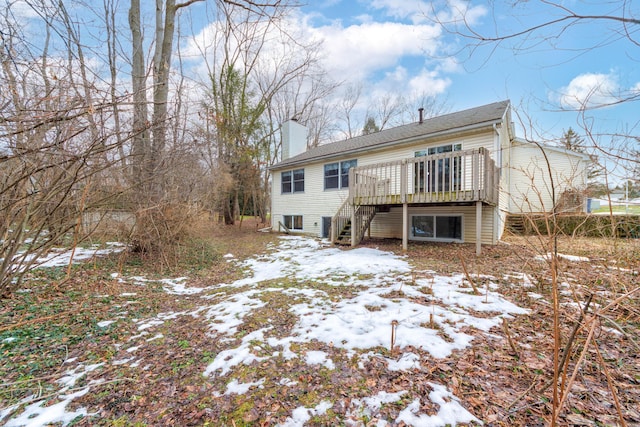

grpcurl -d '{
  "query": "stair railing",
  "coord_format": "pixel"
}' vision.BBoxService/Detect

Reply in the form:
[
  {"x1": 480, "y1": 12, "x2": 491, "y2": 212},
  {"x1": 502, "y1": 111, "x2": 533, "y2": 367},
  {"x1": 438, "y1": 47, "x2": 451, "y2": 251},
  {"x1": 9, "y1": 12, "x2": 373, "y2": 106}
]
[
  {"x1": 331, "y1": 198, "x2": 354, "y2": 244},
  {"x1": 352, "y1": 205, "x2": 377, "y2": 246}
]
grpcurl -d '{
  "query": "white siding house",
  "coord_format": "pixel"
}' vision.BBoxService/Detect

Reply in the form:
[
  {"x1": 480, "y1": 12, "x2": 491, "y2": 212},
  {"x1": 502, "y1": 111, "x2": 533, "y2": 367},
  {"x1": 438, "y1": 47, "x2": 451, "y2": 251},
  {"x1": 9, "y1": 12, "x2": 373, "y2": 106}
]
[
  {"x1": 507, "y1": 138, "x2": 590, "y2": 214},
  {"x1": 270, "y1": 101, "x2": 589, "y2": 253}
]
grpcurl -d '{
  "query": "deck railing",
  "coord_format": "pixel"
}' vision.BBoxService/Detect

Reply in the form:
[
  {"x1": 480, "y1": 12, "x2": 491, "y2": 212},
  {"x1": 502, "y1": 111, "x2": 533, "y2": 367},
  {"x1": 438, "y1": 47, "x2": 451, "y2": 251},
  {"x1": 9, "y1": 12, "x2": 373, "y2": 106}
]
[{"x1": 349, "y1": 147, "x2": 498, "y2": 205}]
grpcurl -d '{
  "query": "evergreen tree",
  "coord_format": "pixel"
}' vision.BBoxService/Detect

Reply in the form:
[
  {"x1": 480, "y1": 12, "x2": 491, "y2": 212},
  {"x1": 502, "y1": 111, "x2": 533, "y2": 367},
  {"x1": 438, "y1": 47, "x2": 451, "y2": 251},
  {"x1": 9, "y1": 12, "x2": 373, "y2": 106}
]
[
  {"x1": 362, "y1": 116, "x2": 380, "y2": 135},
  {"x1": 559, "y1": 127, "x2": 585, "y2": 152},
  {"x1": 560, "y1": 128, "x2": 603, "y2": 187}
]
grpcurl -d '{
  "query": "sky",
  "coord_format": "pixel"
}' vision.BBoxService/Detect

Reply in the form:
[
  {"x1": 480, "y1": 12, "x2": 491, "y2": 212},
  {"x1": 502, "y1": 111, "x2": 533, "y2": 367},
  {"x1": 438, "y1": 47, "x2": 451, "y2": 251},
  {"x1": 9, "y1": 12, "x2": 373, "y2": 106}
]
[
  {"x1": 3, "y1": 0, "x2": 638, "y2": 178},
  {"x1": 188, "y1": 0, "x2": 640, "y2": 157},
  {"x1": 2, "y1": 235, "x2": 536, "y2": 426},
  {"x1": 290, "y1": 0, "x2": 639, "y2": 138}
]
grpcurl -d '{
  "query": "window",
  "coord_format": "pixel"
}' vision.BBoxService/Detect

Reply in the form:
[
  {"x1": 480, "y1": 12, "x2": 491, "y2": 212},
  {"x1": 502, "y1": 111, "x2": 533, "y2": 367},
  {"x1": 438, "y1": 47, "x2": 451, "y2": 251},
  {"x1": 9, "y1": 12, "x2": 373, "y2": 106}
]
[
  {"x1": 420, "y1": 143, "x2": 462, "y2": 156},
  {"x1": 283, "y1": 215, "x2": 303, "y2": 230},
  {"x1": 293, "y1": 169, "x2": 305, "y2": 192},
  {"x1": 324, "y1": 159, "x2": 357, "y2": 190},
  {"x1": 324, "y1": 163, "x2": 339, "y2": 189},
  {"x1": 411, "y1": 215, "x2": 462, "y2": 242},
  {"x1": 281, "y1": 169, "x2": 304, "y2": 193},
  {"x1": 341, "y1": 159, "x2": 357, "y2": 188},
  {"x1": 281, "y1": 171, "x2": 292, "y2": 193}
]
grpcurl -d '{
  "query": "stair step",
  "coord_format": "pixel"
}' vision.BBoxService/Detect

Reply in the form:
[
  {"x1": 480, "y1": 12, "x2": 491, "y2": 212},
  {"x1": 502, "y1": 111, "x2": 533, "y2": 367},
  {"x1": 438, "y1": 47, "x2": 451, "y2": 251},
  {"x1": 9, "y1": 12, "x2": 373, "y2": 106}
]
[
  {"x1": 506, "y1": 215, "x2": 526, "y2": 234},
  {"x1": 331, "y1": 205, "x2": 378, "y2": 246}
]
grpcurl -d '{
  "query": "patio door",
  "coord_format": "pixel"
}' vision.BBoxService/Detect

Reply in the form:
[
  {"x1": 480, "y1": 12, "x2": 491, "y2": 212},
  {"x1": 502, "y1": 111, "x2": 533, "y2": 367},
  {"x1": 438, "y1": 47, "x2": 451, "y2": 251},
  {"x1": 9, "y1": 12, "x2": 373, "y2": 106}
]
[{"x1": 415, "y1": 143, "x2": 462, "y2": 192}]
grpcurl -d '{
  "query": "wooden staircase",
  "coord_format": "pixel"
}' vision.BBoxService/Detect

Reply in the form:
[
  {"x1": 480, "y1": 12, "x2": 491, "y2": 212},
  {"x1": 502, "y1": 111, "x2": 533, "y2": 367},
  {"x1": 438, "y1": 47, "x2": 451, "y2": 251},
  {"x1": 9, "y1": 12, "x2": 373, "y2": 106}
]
[
  {"x1": 505, "y1": 214, "x2": 526, "y2": 235},
  {"x1": 331, "y1": 202, "x2": 377, "y2": 246},
  {"x1": 336, "y1": 220, "x2": 352, "y2": 244}
]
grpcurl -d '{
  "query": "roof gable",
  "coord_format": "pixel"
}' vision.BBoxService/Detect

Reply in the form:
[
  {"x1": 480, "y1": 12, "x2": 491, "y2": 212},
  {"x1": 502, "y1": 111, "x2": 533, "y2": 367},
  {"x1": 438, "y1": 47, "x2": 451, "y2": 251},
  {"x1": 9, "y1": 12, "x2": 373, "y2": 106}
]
[
  {"x1": 512, "y1": 137, "x2": 591, "y2": 161},
  {"x1": 273, "y1": 100, "x2": 510, "y2": 169}
]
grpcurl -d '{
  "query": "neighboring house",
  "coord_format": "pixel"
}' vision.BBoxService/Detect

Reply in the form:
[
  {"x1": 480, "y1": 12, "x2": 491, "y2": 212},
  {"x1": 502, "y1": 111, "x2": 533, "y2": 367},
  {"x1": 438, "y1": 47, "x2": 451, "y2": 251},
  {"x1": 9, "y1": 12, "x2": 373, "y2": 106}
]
[{"x1": 270, "y1": 101, "x2": 589, "y2": 254}]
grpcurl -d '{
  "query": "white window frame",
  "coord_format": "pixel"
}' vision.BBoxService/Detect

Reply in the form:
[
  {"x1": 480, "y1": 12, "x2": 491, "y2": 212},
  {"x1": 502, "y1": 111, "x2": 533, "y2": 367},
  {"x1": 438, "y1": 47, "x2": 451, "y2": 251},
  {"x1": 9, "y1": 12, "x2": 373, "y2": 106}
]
[
  {"x1": 283, "y1": 214, "x2": 303, "y2": 231},
  {"x1": 409, "y1": 214, "x2": 463, "y2": 242},
  {"x1": 281, "y1": 168, "x2": 305, "y2": 194},
  {"x1": 324, "y1": 159, "x2": 357, "y2": 190}
]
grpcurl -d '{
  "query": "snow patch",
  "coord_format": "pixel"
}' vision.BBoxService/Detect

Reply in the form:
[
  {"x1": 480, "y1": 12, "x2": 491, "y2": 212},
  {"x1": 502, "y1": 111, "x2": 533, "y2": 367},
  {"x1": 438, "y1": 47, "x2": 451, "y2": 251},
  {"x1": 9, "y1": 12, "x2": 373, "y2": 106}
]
[
  {"x1": 279, "y1": 400, "x2": 333, "y2": 427},
  {"x1": 396, "y1": 383, "x2": 482, "y2": 426},
  {"x1": 305, "y1": 350, "x2": 335, "y2": 370}
]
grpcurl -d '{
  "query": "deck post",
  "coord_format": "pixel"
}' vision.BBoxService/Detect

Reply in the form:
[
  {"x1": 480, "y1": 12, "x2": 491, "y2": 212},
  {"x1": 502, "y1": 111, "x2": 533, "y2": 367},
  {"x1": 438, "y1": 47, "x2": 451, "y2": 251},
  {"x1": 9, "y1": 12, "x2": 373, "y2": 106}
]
[
  {"x1": 351, "y1": 204, "x2": 356, "y2": 247},
  {"x1": 402, "y1": 202, "x2": 408, "y2": 251},
  {"x1": 331, "y1": 217, "x2": 336, "y2": 243},
  {"x1": 476, "y1": 201, "x2": 482, "y2": 256}
]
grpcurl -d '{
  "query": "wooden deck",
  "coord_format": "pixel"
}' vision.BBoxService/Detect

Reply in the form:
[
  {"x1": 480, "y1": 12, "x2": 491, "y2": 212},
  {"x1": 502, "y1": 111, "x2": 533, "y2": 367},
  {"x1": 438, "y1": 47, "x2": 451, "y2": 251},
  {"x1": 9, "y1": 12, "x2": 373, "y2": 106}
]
[
  {"x1": 348, "y1": 147, "x2": 498, "y2": 206},
  {"x1": 332, "y1": 147, "x2": 499, "y2": 253}
]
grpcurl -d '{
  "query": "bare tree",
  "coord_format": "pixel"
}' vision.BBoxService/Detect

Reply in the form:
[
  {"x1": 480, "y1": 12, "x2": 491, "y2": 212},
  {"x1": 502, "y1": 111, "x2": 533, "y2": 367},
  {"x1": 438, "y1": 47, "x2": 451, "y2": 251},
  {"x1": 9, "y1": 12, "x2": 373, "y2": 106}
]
[
  {"x1": 365, "y1": 93, "x2": 403, "y2": 131},
  {"x1": 403, "y1": 92, "x2": 451, "y2": 122},
  {"x1": 337, "y1": 83, "x2": 363, "y2": 140},
  {"x1": 128, "y1": 0, "x2": 151, "y2": 192},
  {"x1": 337, "y1": 87, "x2": 450, "y2": 139},
  {"x1": 0, "y1": 1, "x2": 129, "y2": 297},
  {"x1": 198, "y1": 0, "x2": 326, "y2": 224},
  {"x1": 434, "y1": 2, "x2": 639, "y2": 424},
  {"x1": 267, "y1": 72, "x2": 340, "y2": 150},
  {"x1": 435, "y1": 0, "x2": 638, "y2": 170},
  {"x1": 128, "y1": 0, "x2": 203, "y2": 199}
]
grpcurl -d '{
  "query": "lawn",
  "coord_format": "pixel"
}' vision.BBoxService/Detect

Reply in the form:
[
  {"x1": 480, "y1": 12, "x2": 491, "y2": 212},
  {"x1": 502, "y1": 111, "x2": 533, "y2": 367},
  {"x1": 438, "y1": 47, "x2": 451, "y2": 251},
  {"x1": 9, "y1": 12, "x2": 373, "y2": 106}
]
[
  {"x1": 1, "y1": 223, "x2": 639, "y2": 426},
  {"x1": 591, "y1": 204, "x2": 640, "y2": 214}
]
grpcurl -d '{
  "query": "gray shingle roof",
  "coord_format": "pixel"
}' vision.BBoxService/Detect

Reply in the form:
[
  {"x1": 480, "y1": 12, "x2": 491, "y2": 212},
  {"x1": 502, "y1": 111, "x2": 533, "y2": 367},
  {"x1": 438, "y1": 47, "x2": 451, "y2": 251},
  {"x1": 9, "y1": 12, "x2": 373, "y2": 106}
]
[{"x1": 272, "y1": 100, "x2": 510, "y2": 170}]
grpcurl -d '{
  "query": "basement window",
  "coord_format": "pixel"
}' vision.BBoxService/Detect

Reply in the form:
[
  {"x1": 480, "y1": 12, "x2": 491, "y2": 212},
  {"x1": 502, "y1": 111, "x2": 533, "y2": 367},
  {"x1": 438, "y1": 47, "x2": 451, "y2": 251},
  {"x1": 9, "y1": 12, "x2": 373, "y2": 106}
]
[
  {"x1": 410, "y1": 215, "x2": 463, "y2": 242},
  {"x1": 283, "y1": 215, "x2": 303, "y2": 231}
]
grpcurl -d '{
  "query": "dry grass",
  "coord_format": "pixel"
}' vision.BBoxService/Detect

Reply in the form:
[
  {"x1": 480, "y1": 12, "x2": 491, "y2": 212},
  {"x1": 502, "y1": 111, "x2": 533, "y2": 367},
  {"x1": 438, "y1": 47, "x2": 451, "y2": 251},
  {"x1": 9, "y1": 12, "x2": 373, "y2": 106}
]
[{"x1": 1, "y1": 225, "x2": 638, "y2": 426}]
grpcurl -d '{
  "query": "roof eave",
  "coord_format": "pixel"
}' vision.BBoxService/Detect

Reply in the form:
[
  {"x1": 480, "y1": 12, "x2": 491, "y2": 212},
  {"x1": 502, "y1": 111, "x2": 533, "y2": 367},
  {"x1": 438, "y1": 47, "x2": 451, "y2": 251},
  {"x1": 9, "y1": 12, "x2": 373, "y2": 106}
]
[
  {"x1": 512, "y1": 137, "x2": 592, "y2": 161},
  {"x1": 270, "y1": 119, "x2": 503, "y2": 171}
]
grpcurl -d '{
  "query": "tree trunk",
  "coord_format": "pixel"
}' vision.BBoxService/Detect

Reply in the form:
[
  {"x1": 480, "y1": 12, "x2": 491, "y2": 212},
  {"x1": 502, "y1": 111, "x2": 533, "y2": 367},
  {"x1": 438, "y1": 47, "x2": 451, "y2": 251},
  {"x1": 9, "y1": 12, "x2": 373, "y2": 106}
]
[{"x1": 128, "y1": 0, "x2": 150, "y2": 192}]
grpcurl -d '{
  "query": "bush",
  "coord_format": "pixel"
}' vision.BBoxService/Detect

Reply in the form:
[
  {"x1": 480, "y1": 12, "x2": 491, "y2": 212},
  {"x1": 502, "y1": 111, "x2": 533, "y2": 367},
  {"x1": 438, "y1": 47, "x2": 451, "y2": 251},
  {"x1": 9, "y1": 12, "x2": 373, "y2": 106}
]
[{"x1": 508, "y1": 214, "x2": 640, "y2": 238}]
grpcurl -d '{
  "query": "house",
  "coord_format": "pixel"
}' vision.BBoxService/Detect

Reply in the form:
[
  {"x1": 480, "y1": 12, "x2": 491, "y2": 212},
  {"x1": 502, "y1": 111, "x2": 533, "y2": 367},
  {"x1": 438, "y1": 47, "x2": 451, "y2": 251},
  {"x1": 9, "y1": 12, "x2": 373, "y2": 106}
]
[{"x1": 270, "y1": 100, "x2": 590, "y2": 254}]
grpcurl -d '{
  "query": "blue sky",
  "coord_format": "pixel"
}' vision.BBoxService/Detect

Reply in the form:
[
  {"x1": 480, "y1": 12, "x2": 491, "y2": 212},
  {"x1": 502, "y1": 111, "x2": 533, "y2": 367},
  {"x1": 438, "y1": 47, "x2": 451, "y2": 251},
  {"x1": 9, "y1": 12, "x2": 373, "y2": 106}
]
[
  {"x1": 12, "y1": 0, "x2": 636, "y2": 147},
  {"x1": 5, "y1": 0, "x2": 636, "y2": 180},
  {"x1": 281, "y1": 0, "x2": 639, "y2": 146}
]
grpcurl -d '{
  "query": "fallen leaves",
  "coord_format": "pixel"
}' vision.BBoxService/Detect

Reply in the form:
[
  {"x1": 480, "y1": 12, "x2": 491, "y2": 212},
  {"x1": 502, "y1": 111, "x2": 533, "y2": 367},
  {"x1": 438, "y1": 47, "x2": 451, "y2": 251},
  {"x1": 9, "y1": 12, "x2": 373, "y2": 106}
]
[{"x1": 1, "y1": 229, "x2": 638, "y2": 426}]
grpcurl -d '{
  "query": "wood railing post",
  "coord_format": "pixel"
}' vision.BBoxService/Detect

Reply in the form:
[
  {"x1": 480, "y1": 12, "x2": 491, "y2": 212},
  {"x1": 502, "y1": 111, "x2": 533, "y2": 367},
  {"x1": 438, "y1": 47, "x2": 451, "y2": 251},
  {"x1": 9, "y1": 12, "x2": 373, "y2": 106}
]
[
  {"x1": 349, "y1": 168, "x2": 355, "y2": 203},
  {"x1": 485, "y1": 149, "x2": 489, "y2": 200},
  {"x1": 472, "y1": 149, "x2": 479, "y2": 200},
  {"x1": 400, "y1": 160, "x2": 407, "y2": 203}
]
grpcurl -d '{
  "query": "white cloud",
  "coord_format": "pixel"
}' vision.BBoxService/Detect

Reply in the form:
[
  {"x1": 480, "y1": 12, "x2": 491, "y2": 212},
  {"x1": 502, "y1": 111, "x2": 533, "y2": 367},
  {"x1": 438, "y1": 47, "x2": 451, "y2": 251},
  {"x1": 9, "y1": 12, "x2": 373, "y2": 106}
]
[
  {"x1": 408, "y1": 69, "x2": 452, "y2": 95},
  {"x1": 179, "y1": 1, "x2": 464, "y2": 129},
  {"x1": 372, "y1": 65, "x2": 451, "y2": 98},
  {"x1": 370, "y1": 0, "x2": 431, "y2": 23},
  {"x1": 555, "y1": 72, "x2": 622, "y2": 109},
  {"x1": 369, "y1": 0, "x2": 486, "y2": 26},
  {"x1": 309, "y1": 20, "x2": 442, "y2": 81},
  {"x1": 2, "y1": 0, "x2": 40, "y2": 19},
  {"x1": 182, "y1": 2, "x2": 466, "y2": 92},
  {"x1": 444, "y1": 0, "x2": 487, "y2": 25},
  {"x1": 436, "y1": 56, "x2": 461, "y2": 73}
]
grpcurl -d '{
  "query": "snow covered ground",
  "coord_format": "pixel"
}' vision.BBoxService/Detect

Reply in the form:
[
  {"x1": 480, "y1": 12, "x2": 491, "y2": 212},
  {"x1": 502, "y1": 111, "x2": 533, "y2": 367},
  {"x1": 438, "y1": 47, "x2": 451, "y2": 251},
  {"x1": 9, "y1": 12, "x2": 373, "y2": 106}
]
[
  {"x1": 1, "y1": 242, "x2": 126, "y2": 273},
  {"x1": 2, "y1": 236, "x2": 534, "y2": 427}
]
